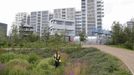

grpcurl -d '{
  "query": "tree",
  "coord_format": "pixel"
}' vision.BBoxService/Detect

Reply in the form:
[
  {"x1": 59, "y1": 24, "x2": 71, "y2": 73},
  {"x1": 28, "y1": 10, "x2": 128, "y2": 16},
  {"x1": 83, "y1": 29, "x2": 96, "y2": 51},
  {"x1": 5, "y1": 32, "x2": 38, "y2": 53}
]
[
  {"x1": 79, "y1": 32, "x2": 86, "y2": 46},
  {"x1": 42, "y1": 26, "x2": 51, "y2": 46},
  {"x1": 110, "y1": 21, "x2": 134, "y2": 50},
  {"x1": 111, "y1": 22, "x2": 126, "y2": 45},
  {"x1": 0, "y1": 28, "x2": 7, "y2": 47},
  {"x1": 126, "y1": 26, "x2": 134, "y2": 49},
  {"x1": 9, "y1": 24, "x2": 19, "y2": 47}
]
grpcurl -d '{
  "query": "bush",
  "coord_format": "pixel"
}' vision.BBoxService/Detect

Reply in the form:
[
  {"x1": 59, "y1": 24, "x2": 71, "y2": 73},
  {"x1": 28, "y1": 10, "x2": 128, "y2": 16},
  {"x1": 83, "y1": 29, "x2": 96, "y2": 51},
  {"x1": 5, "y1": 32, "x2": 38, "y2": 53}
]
[
  {"x1": 36, "y1": 58, "x2": 55, "y2": 70},
  {"x1": 33, "y1": 58, "x2": 55, "y2": 75},
  {"x1": 0, "y1": 53, "x2": 16, "y2": 63},
  {"x1": 124, "y1": 41, "x2": 133, "y2": 50},
  {"x1": 28, "y1": 53, "x2": 40, "y2": 64},
  {"x1": 4, "y1": 59, "x2": 31, "y2": 75}
]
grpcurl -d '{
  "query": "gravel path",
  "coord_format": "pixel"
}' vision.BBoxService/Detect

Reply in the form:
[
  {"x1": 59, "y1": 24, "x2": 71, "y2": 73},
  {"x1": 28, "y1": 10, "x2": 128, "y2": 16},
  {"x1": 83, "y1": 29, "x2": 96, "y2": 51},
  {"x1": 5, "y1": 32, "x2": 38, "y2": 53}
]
[{"x1": 83, "y1": 45, "x2": 134, "y2": 75}]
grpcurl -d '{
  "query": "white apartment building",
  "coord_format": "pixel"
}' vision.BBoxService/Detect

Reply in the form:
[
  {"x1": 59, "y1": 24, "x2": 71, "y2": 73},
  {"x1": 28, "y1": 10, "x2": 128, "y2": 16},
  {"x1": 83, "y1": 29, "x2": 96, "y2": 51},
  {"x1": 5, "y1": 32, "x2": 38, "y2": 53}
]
[
  {"x1": 53, "y1": 8, "x2": 76, "y2": 37},
  {"x1": 75, "y1": 11, "x2": 82, "y2": 36},
  {"x1": 127, "y1": 19, "x2": 134, "y2": 29},
  {"x1": 81, "y1": 0, "x2": 104, "y2": 36},
  {"x1": 50, "y1": 19, "x2": 75, "y2": 37},
  {"x1": 14, "y1": 12, "x2": 33, "y2": 36},
  {"x1": 15, "y1": 12, "x2": 30, "y2": 27},
  {"x1": 30, "y1": 11, "x2": 51, "y2": 37},
  {"x1": 54, "y1": 8, "x2": 75, "y2": 21}
]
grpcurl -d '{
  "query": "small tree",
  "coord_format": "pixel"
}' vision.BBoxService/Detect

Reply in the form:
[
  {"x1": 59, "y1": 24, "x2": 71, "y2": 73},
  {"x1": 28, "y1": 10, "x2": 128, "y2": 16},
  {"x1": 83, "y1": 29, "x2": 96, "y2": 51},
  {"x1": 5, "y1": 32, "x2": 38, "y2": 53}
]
[
  {"x1": 79, "y1": 32, "x2": 86, "y2": 46},
  {"x1": 111, "y1": 22, "x2": 126, "y2": 45},
  {"x1": 42, "y1": 26, "x2": 51, "y2": 46},
  {"x1": 9, "y1": 24, "x2": 19, "y2": 47},
  {"x1": 0, "y1": 28, "x2": 7, "y2": 47}
]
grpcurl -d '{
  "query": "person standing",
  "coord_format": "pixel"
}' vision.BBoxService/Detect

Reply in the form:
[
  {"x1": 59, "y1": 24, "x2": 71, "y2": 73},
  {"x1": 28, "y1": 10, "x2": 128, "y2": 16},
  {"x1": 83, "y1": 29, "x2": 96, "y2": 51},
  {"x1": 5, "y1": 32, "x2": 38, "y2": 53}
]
[{"x1": 54, "y1": 51, "x2": 61, "y2": 68}]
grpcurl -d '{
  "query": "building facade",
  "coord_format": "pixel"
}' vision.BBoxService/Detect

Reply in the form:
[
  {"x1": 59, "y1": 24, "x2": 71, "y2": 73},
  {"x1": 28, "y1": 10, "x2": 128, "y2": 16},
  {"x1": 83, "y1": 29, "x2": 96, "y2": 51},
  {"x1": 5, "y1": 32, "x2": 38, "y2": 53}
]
[
  {"x1": 75, "y1": 11, "x2": 82, "y2": 36},
  {"x1": 53, "y1": 8, "x2": 76, "y2": 37},
  {"x1": 15, "y1": 12, "x2": 30, "y2": 27},
  {"x1": 81, "y1": 0, "x2": 104, "y2": 36},
  {"x1": 14, "y1": 12, "x2": 33, "y2": 36},
  {"x1": 0, "y1": 22, "x2": 7, "y2": 36},
  {"x1": 50, "y1": 19, "x2": 75, "y2": 37},
  {"x1": 30, "y1": 11, "x2": 50, "y2": 37},
  {"x1": 127, "y1": 19, "x2": 134, "y2": 29},
  {"x1": 54, "y1": 8, "x2": 76, "y2": 21}
]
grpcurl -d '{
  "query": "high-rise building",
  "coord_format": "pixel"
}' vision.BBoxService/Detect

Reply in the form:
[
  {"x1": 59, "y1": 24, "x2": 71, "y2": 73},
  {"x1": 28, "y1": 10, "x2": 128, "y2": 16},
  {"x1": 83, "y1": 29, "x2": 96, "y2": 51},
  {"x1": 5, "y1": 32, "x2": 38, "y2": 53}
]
[
  {"x1": 81, "y1": 0, "x2": 104, "y2": 36},
  {"x1": 30, "y1": 11, "x2": 50, "y2": 36},
  {"x1": 14, "y1": 12, "x2": 33, "y2": 36},
  {"x1": 15, "y1": 12, "x2": 30, "y2": 27},
  {"x1": 127, "y1": 19, "x2": 134, "y2": 29},
  {"x1": 54, "y1": 8, "x2": 76, "y2": 21},
  {"x1": 75, "y1": 11, "x2": 82, "y2": 36},
  {"x1": 0, "y1": 22, "x2": 7, "y2": 36}
]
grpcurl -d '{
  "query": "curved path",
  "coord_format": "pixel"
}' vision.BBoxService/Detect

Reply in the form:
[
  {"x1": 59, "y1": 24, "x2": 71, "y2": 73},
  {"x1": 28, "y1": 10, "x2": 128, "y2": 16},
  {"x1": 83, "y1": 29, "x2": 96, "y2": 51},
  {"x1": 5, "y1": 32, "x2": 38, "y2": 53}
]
[{"x1": 83, "y1": 45, "x2": 134, "y2": 75}]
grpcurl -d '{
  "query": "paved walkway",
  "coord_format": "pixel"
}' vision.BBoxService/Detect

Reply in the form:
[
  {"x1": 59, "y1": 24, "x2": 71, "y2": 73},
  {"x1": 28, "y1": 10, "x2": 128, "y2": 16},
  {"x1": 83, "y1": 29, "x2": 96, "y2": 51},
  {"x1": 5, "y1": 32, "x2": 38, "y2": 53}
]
[{"x1": 83, "y1": 45, "x2": 134, "y2": 75}]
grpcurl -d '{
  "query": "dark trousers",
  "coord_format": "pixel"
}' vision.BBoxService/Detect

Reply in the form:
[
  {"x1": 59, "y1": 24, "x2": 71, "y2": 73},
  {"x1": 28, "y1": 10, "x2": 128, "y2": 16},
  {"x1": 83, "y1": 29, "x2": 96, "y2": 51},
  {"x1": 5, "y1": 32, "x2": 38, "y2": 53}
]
[{"x1": 55, "y1": 60, "x2": 60, "y2": 68}]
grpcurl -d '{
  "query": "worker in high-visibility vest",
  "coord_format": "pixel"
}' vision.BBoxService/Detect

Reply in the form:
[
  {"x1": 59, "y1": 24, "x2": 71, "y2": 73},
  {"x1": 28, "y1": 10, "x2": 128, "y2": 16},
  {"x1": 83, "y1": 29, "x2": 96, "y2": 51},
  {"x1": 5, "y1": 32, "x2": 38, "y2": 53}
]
[{"x1": 54, "y1": 51, "x2": 61, "y2": 68}]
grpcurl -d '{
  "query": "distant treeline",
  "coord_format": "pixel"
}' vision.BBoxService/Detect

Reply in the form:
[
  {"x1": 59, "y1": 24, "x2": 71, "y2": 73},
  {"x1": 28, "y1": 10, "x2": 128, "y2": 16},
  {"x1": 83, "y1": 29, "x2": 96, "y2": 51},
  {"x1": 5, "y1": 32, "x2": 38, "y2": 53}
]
[{"x1": 108, "y1": 21, "x2": 134, "y2": 50}]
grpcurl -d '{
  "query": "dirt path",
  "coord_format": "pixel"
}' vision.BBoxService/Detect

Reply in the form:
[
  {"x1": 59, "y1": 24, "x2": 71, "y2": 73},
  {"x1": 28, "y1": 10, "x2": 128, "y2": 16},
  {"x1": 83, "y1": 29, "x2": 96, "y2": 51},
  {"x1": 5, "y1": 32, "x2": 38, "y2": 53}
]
[{"x1": 83, "y1": 45, "x2": 134, "y2": 75}]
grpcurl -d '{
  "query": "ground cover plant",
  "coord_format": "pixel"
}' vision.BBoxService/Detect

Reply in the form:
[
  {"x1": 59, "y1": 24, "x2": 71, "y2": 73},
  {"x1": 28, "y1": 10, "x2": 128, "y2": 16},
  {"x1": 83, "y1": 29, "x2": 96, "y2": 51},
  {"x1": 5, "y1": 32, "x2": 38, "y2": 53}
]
[{"x1": 0, "y1": 48, "x2": 132, "y2": 75}]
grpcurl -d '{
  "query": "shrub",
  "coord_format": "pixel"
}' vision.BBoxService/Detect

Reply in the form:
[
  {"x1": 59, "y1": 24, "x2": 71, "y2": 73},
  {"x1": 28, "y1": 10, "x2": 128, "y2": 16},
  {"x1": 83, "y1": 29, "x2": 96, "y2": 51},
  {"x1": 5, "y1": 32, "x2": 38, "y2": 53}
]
[
  {"x1": 7, "y1": 59, "x2": 30, "y2": 69},
  {"x1": 28, "y1": 53, "x2": 40, "y2": 64},
  {"x1": 17, "y1": 54, "x2": 29, "y2": 60},
  {"x1": 36, "y1": 58, "x2": 55, "y2": 70},
  {"x1": 4, "y1": 59, "x2": 31, "y2": 75},
  {"x1": 0, "y1": 52, "x2": 16, "y2": 63}
]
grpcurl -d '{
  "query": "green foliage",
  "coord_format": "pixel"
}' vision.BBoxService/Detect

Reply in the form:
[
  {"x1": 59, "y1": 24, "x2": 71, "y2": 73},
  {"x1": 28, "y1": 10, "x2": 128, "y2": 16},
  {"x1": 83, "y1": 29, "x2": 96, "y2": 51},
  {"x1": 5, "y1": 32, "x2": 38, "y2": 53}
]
[
  {"x1": 0, "y1": 48, "x2": 132, "y2": 75},
  {"x1": 79, "y1": 32, "x2": 86, "y2": 46},
  {"x1": 0, "y1": 23, "x2": 80, "y2": 48},
  {"x1": 111, "y1": 21, "x2": 134, "y2": 50},
  {"x1": 34, "y1": 58, "x2": 64, "y2": 75},
  {"x1": 0, "y1": 53, "x2": 16, "y2": 63},
  {"x1": 0, "y1": 28, "x2": 8, "y2": 48},
  {"x1": 4, "y1": 59, "x2": 31, "y2": 75},
  {"x1": 66, "y1": 48, "x2": 132, "y2": 75},
  {"x1": 36, "y1": 58, "x2": 55, "y2": 70},
  {"x1": 79, "y1": 32, "x2": 86, "y2": 42},
  {"x1": 27, "y1": 53, "x2": 40, "y2": 64},
  {"x1": 111, "y1": 22, "x2": 126, "y2": 44}
]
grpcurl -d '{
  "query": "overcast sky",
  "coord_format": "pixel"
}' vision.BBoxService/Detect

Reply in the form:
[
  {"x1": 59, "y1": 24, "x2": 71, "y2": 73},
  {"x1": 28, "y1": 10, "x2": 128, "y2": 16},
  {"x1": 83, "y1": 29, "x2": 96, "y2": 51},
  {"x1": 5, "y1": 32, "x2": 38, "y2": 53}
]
[{"x1": 0, "y1": 0, "x2": 134, "y2": 32}]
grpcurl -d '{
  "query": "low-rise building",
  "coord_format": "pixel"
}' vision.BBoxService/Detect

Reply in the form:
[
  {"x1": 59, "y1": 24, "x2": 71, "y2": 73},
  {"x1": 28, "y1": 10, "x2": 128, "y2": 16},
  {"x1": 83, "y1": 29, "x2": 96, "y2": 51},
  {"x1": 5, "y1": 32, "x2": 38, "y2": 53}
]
[
  {"x1": 50, "y1": 19, "x2": 75, "y2": 41},
  {"x1": 0, "y1": 22, "x2": 7, "y2": 36}
]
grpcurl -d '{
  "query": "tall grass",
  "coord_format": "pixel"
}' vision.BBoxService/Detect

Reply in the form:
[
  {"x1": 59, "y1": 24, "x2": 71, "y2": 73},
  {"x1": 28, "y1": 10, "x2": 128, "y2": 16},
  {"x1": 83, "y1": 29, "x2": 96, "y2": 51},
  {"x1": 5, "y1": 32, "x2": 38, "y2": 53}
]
[{"x1": 0, "y1": 48, "x2": 132, "y2": 75}]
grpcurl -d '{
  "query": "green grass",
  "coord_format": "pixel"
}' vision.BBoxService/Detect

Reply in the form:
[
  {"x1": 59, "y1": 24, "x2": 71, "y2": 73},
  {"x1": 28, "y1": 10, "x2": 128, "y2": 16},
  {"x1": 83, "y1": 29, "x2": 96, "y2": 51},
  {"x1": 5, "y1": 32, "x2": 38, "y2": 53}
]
[
  {"x1": 109, "y1": 45, "x2": 134, "y2": 50},
  {"x1": 0, "y1": 48, "x2": 132, "y2": 75},
  {"x1": 64, "y1": 47, "x2": 132, "y2": 75}
]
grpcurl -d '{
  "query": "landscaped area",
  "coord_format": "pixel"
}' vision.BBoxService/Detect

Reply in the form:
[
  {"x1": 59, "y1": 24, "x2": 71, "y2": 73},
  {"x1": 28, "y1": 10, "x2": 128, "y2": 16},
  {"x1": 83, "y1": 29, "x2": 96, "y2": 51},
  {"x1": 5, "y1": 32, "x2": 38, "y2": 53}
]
[{"x1": 0, "y1": 47, "x2": 132, "y2": 75}]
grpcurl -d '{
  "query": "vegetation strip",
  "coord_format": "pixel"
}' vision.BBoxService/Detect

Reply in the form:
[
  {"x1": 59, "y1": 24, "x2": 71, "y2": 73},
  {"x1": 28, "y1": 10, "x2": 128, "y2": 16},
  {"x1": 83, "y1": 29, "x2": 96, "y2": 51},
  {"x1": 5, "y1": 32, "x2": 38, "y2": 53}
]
[{"x1": 0, "y1": 48, "x2": 132, "y2": 75}]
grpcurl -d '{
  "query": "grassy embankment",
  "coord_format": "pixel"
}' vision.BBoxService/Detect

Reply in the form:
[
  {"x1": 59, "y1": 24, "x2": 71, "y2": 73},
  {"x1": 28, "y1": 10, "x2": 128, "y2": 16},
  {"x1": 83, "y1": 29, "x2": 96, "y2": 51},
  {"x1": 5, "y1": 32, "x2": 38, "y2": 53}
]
[{"x1": 0, "y1": 48, "x2": 132, "y2": 75}]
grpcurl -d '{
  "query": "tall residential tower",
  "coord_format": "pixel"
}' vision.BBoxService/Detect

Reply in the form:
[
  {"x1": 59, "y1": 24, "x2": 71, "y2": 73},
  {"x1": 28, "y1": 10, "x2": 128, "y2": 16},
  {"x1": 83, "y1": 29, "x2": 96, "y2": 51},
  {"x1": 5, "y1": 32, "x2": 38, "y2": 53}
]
[
  {"x1": 54, "y1": 8, "x2": 75, "y2": 21},
  {"x1": 14, "y1": 12, "x2": 33, "y2": 36},
  {"x1": 30, "y1": 11, "x2": 50, "y2": 36},
  {"x1": 75, "y1": 11, "x2": 82, "y2": 36},
  {"x1": 81, "y1": 0, "x2": 104, "y2": 36}
]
